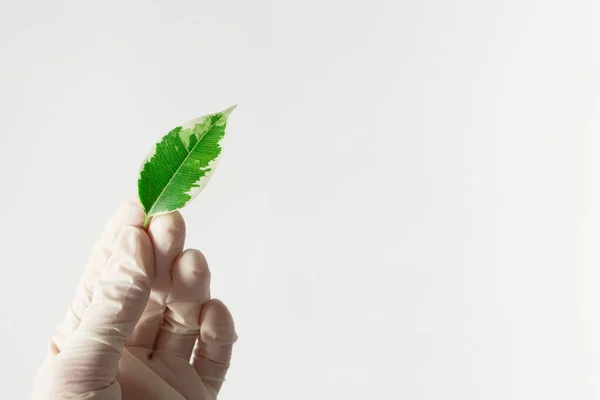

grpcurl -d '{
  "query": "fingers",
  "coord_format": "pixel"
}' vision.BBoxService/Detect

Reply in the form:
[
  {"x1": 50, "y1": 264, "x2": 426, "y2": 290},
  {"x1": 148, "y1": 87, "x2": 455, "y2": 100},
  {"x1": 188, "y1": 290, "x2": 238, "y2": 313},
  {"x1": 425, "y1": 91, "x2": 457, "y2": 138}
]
[
  {"x1": 49, "y1": 199, "x2": 146, "y2": 357},
  {"x1": 153, "y1": 249, "x2": 211, "y2": 359},
  {"x1": 129, "y1": 211, "x2": 186, "y2": 349},
  {"x1": 192, "y1": 299, "x2": 238, "y2": 394},
  {"x1": 52, "y1": 226, "x2": 154, "y2": 395}
]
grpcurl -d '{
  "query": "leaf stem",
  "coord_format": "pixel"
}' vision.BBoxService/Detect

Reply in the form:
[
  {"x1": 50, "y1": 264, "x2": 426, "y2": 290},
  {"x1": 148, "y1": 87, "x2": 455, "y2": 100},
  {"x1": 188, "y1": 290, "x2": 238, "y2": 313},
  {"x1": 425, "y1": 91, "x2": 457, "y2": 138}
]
[{"x1": 142, "y1": 215, "x2": 150, "y2": 230}]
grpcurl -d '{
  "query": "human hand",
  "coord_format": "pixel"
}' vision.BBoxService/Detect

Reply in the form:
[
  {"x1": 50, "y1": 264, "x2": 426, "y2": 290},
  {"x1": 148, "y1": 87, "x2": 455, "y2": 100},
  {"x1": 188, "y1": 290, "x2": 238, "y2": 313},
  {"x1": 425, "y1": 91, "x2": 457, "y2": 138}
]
[{"x1": 32, "y1": 200, "x2": 237, "y2": 399}]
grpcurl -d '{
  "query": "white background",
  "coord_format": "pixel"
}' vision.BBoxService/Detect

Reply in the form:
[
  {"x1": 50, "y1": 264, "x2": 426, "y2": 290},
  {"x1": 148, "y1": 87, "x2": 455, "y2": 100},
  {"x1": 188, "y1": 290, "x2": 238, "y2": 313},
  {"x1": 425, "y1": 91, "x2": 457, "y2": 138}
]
[{"x1": 1, "y1": 0, "x2": 600, "y2": 399}]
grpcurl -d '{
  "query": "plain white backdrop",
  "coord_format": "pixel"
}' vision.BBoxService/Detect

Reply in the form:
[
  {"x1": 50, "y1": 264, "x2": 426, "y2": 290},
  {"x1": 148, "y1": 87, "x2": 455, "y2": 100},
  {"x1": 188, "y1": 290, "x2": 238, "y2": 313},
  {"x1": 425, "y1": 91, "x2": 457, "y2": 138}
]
[{"x1": 2, "y1": 0, "x2": 600, "y2": 398}]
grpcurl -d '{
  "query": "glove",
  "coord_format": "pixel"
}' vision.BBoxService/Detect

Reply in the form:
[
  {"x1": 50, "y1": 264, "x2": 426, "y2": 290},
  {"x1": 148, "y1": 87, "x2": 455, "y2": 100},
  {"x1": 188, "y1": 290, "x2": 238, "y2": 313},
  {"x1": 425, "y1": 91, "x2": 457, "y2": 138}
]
[{"x1": 32, "y1": 199, "x2": 238, "y2": 399}]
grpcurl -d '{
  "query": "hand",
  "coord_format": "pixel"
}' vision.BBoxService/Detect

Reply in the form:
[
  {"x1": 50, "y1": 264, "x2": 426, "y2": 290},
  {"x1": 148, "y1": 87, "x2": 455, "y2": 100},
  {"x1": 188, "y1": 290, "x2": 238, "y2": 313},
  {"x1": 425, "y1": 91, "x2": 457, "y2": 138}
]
[{"x1": 32, "y1": 200, "x2": 237, "y2": 399}]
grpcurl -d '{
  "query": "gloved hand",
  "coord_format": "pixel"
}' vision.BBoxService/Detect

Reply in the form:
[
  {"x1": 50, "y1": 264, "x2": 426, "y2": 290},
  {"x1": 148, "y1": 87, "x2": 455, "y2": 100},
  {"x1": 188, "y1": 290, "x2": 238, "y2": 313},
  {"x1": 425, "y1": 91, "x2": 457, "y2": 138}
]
[{"x1": 32, "y1": 199, "x2": 237, "y2": 399}]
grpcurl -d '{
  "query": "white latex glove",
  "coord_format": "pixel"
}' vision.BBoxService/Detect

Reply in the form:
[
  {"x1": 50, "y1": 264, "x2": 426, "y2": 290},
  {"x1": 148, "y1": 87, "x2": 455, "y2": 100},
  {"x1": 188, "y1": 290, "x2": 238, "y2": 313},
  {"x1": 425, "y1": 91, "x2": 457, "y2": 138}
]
[{"x1": 32, "y1": 200, "x2": 238, "y2": 399}]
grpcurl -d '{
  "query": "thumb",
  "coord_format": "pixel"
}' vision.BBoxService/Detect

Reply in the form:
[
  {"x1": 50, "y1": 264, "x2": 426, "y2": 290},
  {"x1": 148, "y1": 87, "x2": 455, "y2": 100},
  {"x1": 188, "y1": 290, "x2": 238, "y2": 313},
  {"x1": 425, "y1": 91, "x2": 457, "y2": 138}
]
[{"x1": 37, "y1": 226, "x2": 154, "y2": 399}]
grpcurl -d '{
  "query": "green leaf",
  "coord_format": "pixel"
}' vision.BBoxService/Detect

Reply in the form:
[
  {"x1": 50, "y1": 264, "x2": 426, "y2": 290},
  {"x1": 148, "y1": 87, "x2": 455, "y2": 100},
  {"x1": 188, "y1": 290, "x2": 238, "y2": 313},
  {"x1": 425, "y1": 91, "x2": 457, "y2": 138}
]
[{"x1": 137, "y1": 105, "x2": 236, "y2": 227}]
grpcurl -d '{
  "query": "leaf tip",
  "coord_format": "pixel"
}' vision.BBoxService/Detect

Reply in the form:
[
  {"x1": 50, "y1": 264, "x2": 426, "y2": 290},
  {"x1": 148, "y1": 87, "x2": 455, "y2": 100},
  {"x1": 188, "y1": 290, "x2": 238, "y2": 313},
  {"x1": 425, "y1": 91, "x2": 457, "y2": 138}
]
[{"x1": 222, "y1": 104, "x2": 237, "y2": 118}]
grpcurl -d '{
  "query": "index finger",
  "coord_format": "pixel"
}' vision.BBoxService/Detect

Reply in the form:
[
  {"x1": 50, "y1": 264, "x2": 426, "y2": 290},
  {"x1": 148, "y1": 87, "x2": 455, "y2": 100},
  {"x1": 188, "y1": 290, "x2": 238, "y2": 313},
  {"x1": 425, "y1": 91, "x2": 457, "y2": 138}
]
[{"x1": 48, "y1": 197, "x2": 147, "y2": 357}]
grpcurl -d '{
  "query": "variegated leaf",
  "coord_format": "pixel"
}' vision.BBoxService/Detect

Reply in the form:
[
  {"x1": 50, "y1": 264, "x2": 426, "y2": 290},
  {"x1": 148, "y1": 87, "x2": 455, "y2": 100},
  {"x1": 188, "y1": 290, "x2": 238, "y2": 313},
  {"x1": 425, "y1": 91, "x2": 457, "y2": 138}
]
[{"x1": 138, "y1": 105, "x2": 236, "y2": 227}]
